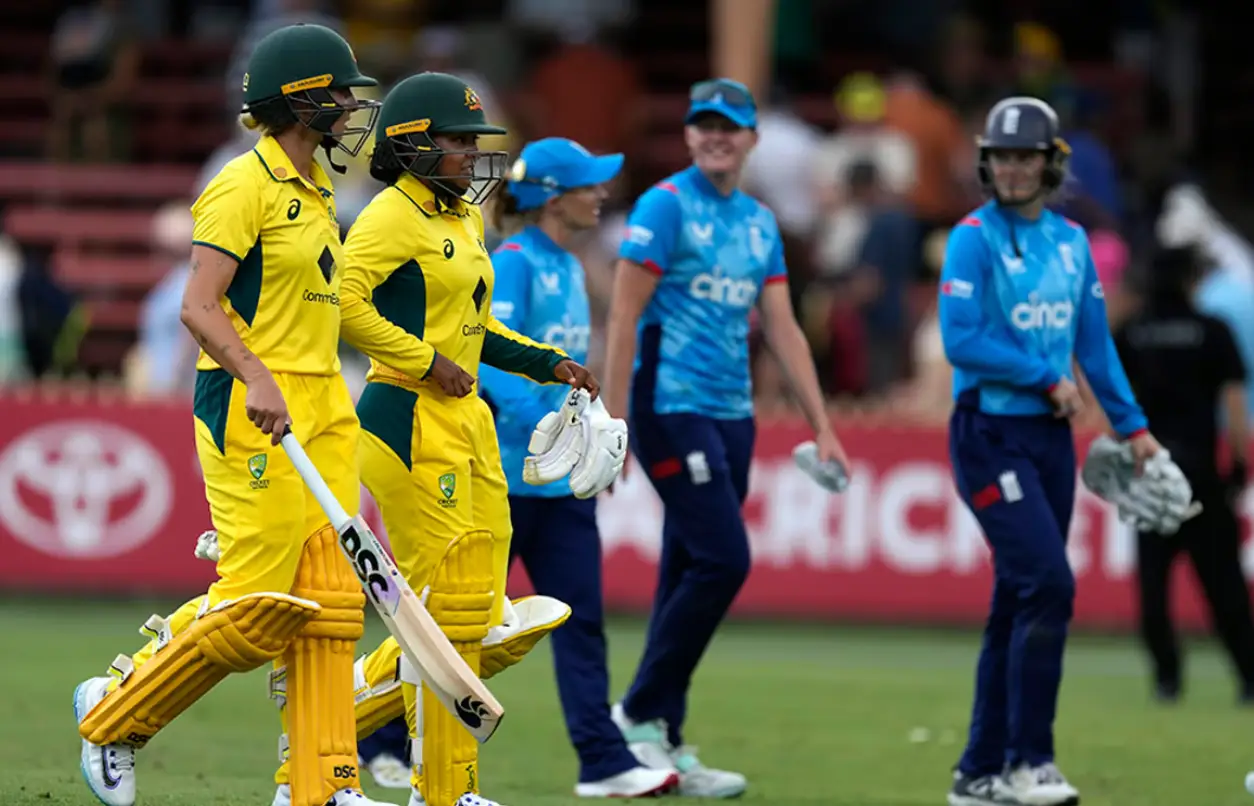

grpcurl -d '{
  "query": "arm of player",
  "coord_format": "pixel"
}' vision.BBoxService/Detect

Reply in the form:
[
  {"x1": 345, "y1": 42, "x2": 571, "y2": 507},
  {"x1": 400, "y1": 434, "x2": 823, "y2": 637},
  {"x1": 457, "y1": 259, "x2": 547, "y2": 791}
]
[
  {"x1": 755, "y1": 242, "x2": 843, "y2": 456},
  {"x1": 339, "y1": 206, "x2": 439, "y2": 379},
  {"x1": 482, "y1": 317, "x2": 568, "y2": 383},
  {"x1": 937, "y1": 220, "x2": 1059, "y2": 389},
  {"x1": 602, "y1": 185, "x2": 678, "y2": 419},
  {"x1": 478, "y1": 246, "x2": 555, "y2": 424},
  {"x1": 1074, "y1": 244, "x2": 1149, "y2": 438},
  {"x1": 181, "y1": 168, "x2": 269, "y2": 385}
]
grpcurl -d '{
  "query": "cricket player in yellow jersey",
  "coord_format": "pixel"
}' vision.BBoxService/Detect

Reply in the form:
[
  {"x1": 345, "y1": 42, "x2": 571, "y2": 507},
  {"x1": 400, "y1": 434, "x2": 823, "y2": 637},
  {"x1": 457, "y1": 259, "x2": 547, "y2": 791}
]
[
  {"x1": 73, "y1": 24, "x2": 391, "y2": 806},
  {"x1": 333, "y1": 71, "x2": 597, "y2": 806}
]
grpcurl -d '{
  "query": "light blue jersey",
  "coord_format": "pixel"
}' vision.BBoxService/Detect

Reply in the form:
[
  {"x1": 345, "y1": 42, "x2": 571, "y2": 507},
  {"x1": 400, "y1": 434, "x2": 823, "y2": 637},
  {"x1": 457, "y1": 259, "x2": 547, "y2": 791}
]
[
  {"x1": 938, "y1": 201, "x2": 1147, "y2": 437},
  {"x1": 618, "y1": 165, "x2": 788, "y2": 419},
  {"x1": 480, "y1": 226, "x2": 591, "y2": 497},
  {"x1": 1196, "y1": 270, "x2": 1254, "y2": 419}
]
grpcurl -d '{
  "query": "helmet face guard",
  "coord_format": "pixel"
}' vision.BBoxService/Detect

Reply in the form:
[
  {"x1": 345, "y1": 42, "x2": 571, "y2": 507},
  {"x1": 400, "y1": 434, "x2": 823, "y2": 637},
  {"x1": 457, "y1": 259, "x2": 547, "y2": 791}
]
[
  {"x1": 389, "y1": 127, "x2": 508, "y2": 205},
  {"x1": 280, "y1": 83, "x2": 381, "y2": 158}
]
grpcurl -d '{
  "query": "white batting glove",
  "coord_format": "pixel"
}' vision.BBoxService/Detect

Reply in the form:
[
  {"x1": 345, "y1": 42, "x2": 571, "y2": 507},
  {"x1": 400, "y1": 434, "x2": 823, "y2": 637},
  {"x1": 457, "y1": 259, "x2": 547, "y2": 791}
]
[
  {"x1": 523, "y1": 389, "x2": 628, "y2": 498},
  {"x1": 523, "y1": 389, "x2": 590, "y2": 486},
  {"x1": 194, "y1": 530, "x2": 220, "y2": 562}
]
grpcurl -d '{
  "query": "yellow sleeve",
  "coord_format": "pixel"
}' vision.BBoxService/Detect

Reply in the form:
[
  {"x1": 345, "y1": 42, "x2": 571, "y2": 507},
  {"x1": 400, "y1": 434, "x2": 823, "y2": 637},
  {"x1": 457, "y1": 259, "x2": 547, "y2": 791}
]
[
  {"x1": 190, "y1": 163, "x2": 263, "y2": 262},
  {"x1": 482, "y1": 314, "x2": 568, "y2": 383},
  {"x1": 340, "y1": 194, "x2": 438, "y2": 379}
]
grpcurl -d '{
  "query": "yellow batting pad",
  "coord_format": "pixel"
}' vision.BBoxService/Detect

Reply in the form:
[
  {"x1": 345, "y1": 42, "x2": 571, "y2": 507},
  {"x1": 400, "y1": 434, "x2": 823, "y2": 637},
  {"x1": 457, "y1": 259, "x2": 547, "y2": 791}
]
[
  {"x1": 284, "y1": 526, "x2": 367, "y2": 806},
  {"x1": 80, "y1": 592, "x2": 319, "y2": 748},
  {"x1": 353, "y1": 637, "x2": 405, "y2": 740},
  {"x1": 480, "y1": 596, "x2": 572, "y2": 680},
  {"x1": 422, "y1": 530, "x2": 494, "y2": 806}
]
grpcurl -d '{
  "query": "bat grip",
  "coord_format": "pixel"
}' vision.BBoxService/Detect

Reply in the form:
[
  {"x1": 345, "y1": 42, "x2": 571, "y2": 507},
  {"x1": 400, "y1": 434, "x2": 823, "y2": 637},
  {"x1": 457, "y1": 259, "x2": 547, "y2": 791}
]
[{"x1": 279, "y1": 426, "x2": 352, "y2": 532}]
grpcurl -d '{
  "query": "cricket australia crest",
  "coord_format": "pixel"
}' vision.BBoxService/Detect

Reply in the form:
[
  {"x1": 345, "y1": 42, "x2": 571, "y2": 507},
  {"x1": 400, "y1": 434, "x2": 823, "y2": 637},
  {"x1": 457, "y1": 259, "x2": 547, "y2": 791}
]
[
  {"x1": 438, "y1": 472, "x2": 457, "y2": 508},
  {"x1": 248, "y1": 453, "x2": 269, "y2": 490}
]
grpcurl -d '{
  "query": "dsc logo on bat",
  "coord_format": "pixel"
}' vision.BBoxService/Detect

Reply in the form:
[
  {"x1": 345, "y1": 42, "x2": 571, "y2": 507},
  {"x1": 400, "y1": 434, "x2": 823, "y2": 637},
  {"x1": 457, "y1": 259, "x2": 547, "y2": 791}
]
[{"x1": 339, "y1": 523, "x2": 399, "y2": 612}]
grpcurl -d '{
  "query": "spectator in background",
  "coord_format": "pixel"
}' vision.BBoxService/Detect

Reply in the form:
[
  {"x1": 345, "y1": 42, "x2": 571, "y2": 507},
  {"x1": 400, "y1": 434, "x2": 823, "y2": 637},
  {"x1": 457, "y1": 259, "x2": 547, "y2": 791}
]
[
  {"x1": 1011, "y1": 22, "x2": 1081, "y2": 126},
  {"x1": 932, "y1": 13, "x2": 996, "y2": 121},
  {"x1": 0, "y1": 235, "x2": 29, "y2": 386},
  {"x1": 506, "y1": 0, "x2": 634, "y2": 45},
  {"x1": 882, "y1": 70, "x2": 975, "y2": 229},
  {"x1": 520, "y1": 29, "x2": 644, "y2": 179},
  {"x1": 46, "y1": 0, "x2": 140, "y2": 163},
  {"x1": 125, "y1": 202, "x2": 197, "y2": 397},
  {"x1": 742, "y1": 86, "x2": 822, "y2": 284},
  {"x1": 343, "y1": 0, "x2": 422, "y2": 85},
  {"x1": 1157, "y1": 183, "x2": 1254, "y2": 419}
]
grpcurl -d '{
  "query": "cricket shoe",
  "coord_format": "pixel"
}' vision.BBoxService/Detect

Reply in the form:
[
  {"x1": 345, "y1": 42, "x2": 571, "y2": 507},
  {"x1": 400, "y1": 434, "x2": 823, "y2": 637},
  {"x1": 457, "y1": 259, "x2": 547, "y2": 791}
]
[
  {"x1": 272, "y1": 785, "x2": 398, "y2": 806},
  {"x1": 610, "y1": 703, "x2": 746, "y2": 798},
  {"x1": 1005, "y1": 763, "x2": 1079, "y2": 806},
  {"x1": 74, "y1": 676, "x2": 136, "y2": 806},
  {"x1": 948, "y1": 770, "x2": 1023, "y2": 806},
  {"x1": 406, "y1": 792, "x2": 506, "y2": 806},
  {"x1": 365, "y1": 753, "x2": 411, "y2": 789},
  {"x1": 574, "y1": 766, "x2": 680, "y2": 797}
]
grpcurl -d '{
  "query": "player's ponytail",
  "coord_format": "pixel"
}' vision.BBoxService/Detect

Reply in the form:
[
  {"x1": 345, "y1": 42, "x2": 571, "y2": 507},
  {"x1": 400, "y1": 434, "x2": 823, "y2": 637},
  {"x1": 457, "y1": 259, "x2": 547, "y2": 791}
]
[
  {"x1": 239, "y1": 96, "x2": 297, "y2": 137},
  {"x1": 489, "y1": 184, "x2": 523, "y2": 235}
]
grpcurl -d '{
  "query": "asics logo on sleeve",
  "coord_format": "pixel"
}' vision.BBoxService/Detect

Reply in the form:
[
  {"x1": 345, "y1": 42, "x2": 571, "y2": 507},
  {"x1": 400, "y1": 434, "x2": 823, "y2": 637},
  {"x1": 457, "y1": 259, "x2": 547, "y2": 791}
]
[
  {"x1": 689, "y1": 272, "x2": 757, "y2": 307},
  {"x1": 1011, "y1": 299, "x2": 1073, "y2": 331}
]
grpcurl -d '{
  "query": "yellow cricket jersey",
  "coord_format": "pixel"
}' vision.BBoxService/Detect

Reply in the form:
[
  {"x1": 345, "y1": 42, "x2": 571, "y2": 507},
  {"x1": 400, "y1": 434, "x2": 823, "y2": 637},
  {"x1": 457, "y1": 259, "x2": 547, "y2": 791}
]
[
  {"x1": 341, "y1": 174, "x2": 567, "y2": 390},
  {"x1": 190, "y1": 135, "x2": 346, "y2": 376}
]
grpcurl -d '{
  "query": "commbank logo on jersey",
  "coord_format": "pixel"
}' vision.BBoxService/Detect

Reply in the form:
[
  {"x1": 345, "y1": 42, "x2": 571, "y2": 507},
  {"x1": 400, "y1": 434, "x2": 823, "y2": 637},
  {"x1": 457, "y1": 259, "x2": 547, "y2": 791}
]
[
  {"x1": 1011, "y1": 295, "x2": 1073, "y2": 331},
  {"x1": 318, "y1": 246, "x2": 336, "y2": 284},
  {"x1": 472, "y1": 277, "x2": 487, "y2": 313},
  {"x1": 690, "y1": 271, "x2": 756, "y2": 307}
]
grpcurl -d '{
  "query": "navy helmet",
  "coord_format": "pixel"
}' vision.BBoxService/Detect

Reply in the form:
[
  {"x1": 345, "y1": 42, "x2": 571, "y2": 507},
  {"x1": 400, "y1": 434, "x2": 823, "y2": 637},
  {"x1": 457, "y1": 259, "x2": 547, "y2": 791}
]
[{"x1": 976, "y1": 96, "x2": 1071, "y2": 197}]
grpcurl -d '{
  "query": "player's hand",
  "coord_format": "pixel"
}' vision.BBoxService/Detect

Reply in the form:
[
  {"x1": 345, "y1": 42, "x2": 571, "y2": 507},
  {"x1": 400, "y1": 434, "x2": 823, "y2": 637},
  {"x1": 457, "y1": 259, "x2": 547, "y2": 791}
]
[
  {"x1": 815, "y1": 427, "x2": 850, "y2": 468},
  {"x1": 244, "y1": 371, "x2": 290, "y2": 445},
  {"x1": 554, "y1": 359, "x2": 600, "y2": 400},
  {"x1": 1047, "y1": 378, "x2": 1084, "y2": 419},
  {"x1": 429, "y1": 353, "x2": 475, "y2": 397},
  {"x1": 1128, "y1": 431, "x2": 1163, "y2": 476}
]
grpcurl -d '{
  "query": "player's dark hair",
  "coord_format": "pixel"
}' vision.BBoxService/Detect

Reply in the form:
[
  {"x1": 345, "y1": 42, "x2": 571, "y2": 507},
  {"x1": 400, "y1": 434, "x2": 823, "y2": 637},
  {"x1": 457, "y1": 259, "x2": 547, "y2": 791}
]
[
  {"x1": 241, "y1": 96, "x2": 298, "y2": 136},
  {"x1": 369, "y1": 139, "x2": 404, "y2": 185},
  {"x1": 490, "y1": 184, "x2": 522, "y2": 233}
]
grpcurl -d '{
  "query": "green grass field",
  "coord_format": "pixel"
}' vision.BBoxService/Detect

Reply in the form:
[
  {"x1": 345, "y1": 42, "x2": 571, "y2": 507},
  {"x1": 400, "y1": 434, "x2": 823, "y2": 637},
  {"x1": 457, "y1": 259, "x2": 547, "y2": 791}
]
[{"x1": 4, "y1": 598, "x2": 1252, "y2": 805}]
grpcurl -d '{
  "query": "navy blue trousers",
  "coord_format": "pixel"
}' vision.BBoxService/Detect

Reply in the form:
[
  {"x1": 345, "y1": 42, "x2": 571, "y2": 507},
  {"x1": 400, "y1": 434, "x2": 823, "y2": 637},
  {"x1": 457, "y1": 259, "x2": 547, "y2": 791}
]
[
  {"x1": 357, "y1": 715, "x2": 408, "y2": 765},
  {"x1": 509, "y1": 493, "x2": 640, "y2": 782},
  {"x1": 950, "y1": 405, "x2": 1077, "y2": 776},
  {"x1": 623, "y1": 408, "x2": 755, "y2": 747}
]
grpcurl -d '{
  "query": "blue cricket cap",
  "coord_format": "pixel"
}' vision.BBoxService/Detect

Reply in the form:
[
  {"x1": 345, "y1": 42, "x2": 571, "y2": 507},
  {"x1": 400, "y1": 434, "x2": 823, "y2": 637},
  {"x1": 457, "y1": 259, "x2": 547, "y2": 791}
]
[
  {"x1": 685, "y1": 78, "x2": 758, "y2": 129},
  {"x1": 507, "y1": 138, "x2": 625, "y2": 211}
]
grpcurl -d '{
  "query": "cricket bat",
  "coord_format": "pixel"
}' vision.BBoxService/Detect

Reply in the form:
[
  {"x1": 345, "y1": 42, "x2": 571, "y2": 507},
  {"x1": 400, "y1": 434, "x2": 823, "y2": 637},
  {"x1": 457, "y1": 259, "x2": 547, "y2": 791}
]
[{"x1": 279, "y1": 428, "x2": 504, "y2": 744}]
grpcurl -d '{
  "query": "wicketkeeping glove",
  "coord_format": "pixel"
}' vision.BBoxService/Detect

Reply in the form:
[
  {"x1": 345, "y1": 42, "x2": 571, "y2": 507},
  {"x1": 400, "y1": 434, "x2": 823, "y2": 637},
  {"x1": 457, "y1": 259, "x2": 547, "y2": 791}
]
[
  {"x1": 1081, "y1": 435, "x2": 1202, "y2": 535},
  {"x1": 523, "y1": 389, "x2": 629, "y2": 499},
  {"x1": 792, "y1": 440, "x2": 850, "y2": 494}
]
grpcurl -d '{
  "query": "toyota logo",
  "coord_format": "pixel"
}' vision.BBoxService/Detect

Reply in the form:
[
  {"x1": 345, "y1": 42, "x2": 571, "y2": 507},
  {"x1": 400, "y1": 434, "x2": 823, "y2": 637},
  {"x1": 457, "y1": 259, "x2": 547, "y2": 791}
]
[{"x1": 0, "y1": 420, "x2": 173, "y2": 559}]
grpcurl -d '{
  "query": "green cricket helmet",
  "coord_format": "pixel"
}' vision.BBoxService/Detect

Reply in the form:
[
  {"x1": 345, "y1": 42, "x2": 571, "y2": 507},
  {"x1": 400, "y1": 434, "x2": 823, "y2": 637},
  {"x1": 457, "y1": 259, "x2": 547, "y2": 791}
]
[
  {"x1": 241, "y1": 23, "x2": 381, "y2": 166},
  {"x1": 370, "y1": 71, "x2": 509, "y2": 205}
]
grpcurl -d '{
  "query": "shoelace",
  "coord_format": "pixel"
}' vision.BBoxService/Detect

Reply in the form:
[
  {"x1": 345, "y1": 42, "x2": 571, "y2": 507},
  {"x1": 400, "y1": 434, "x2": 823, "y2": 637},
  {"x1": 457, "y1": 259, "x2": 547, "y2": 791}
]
[
  {"x1": 1034, "y1": 763, "x2": 1067, "y2": 784},
  {"x1": 107, "y1": 747, "x2": 135, "y2": 772}
]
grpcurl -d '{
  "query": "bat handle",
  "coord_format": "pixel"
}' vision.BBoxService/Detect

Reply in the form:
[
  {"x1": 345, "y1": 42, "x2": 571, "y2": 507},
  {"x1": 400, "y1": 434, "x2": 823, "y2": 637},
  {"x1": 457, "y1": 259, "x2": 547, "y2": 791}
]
[{"x1": 279, "y1": 427, "x2": 352, "y2": 532}]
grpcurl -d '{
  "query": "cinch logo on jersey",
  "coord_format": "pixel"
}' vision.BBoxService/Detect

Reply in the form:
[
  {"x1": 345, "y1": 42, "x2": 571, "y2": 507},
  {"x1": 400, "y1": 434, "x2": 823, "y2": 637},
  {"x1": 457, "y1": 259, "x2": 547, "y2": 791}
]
[
  {"x1": 543, "y1": 322, "x2": 590, "y2": 354},
  {"x1": 302, "y1": 289, "x2": 339, "y2": 306},
  {"x1": 690, "y1": 271, "x2": 757, "y2": 307},
  {"x1": 1011, "y1": 297, "x2": 1073, "y2": 331},
  {"x1": 462, "y1": 323, "x2": 486, "y2": 337}
]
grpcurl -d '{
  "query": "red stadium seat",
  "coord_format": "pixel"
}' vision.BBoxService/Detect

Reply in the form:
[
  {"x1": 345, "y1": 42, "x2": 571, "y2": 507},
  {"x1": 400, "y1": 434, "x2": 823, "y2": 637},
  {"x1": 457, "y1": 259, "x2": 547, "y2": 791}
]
[
  {"x1": 4, "y1": 207, "x2": 154, "y2": 248},
  {"x1": 52, "y1": 250, "x2": 171, "y2": 291},
  {"x1": 0, "y1": 163, "x2": 197, "y2": 202}
]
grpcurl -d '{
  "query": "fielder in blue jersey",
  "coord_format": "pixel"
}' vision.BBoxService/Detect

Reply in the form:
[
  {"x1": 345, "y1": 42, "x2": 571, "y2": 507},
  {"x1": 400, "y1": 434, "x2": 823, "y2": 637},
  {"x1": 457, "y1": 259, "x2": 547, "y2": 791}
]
[
  {"x1": 940, "y1": 97, "x2": 1165, "y2": 806},
  {"x1": 601, "y1": 79, "x2": 848, "y2": 799},
  {"x1": 480, "y1": 137, "x2": 679, "y2": 799}
]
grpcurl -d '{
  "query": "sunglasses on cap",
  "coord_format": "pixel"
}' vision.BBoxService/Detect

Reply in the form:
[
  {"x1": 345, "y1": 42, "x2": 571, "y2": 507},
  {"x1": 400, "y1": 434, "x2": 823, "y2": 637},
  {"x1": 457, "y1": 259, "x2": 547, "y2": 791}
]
[{"x1": 689, "y1": 79, "x2": 756, "y2": 109}]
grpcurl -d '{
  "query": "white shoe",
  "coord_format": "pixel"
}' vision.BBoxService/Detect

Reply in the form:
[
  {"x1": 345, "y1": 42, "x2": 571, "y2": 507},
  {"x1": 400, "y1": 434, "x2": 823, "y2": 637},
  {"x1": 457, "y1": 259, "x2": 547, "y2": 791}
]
[
  {"x1": 406, "y1": 789, "x2": 506, "y2": 806},
  {"x1": 574, "y1": 765, "x2": 679, "y2": 797},
  {"x1": 274, "y1": 784, "x2": 399, "y2": 806},
  {"x1": 610, "y1": 703, "x2": 746, "y2": 798},
  {"x1": 367, "y1": 753, "x2": 412, "y2": 790},
  {"x1": 1006, "y1": 763, "x2": 1079, "y2": 806},
  {"x1": 75, "y1": 676, "x2": 136, "y2": 806}
]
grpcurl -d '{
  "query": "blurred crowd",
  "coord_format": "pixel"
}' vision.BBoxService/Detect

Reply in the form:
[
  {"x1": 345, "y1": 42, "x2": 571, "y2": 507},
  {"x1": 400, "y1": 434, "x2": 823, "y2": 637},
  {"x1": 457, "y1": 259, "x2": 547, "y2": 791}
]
[{"x1": 7, "y1": 0, "x2": 1252, "y2": 431}]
